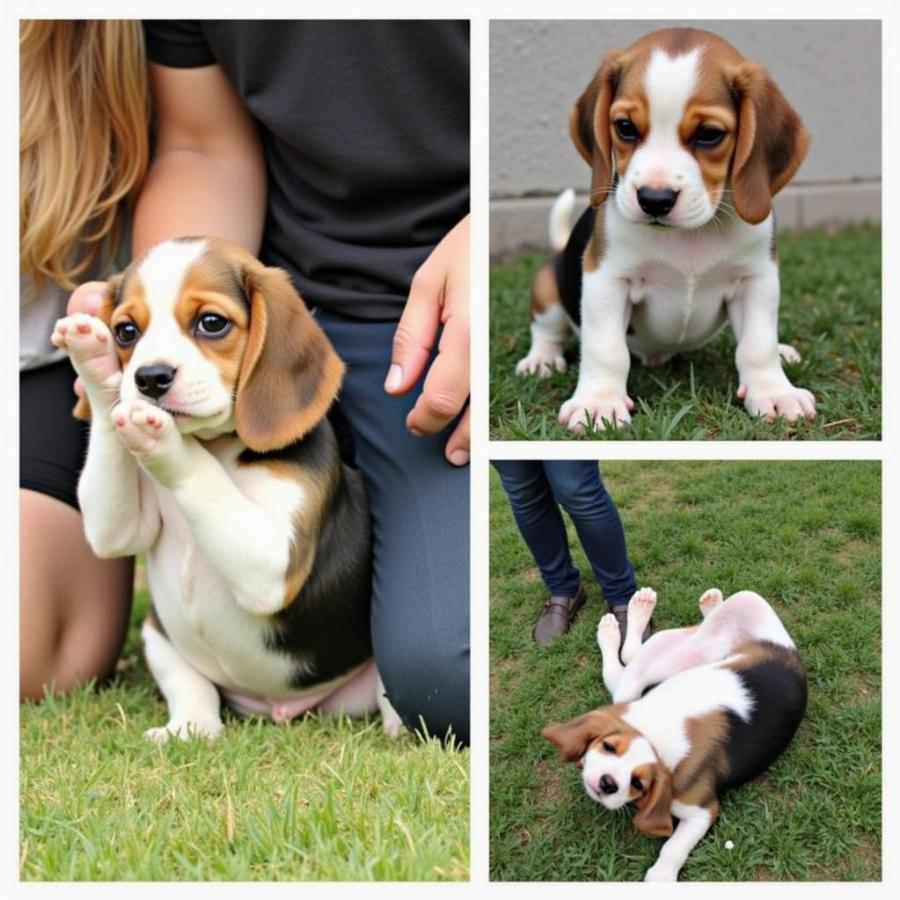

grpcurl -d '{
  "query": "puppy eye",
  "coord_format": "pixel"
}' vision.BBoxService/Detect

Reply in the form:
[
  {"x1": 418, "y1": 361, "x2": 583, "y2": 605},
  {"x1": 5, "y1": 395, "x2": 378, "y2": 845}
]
[
  {"x1": 195, "y1": 313, "x2": 231, "y2": 338},
  {"x1": 630, "y1": 775, "x2": 644, "y2": 792},
  {"x1": 113, "y1": 321, "x2": 140, "y2": 346},
  {"x1": 693, "y1": 125, "x2": 726, "y2": 148},
  {"x1": 613, "y1": 118, "x2": 640, "y2": 142},
  {"x1": 602, "y1": 740, "x2": 616, "y2": 754}
]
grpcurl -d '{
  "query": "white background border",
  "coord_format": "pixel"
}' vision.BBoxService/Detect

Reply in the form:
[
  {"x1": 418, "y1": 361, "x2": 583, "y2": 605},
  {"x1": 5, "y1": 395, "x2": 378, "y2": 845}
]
[{"x1": 3, "y1": 0, "x2": 894, "y2": 896}]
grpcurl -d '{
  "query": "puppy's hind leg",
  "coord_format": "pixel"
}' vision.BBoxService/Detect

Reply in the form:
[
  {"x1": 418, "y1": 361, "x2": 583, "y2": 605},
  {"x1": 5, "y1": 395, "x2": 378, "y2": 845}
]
[
  {"x1": 142, "y1": 619, "x2": 223, "y2": 743},
  {"x1": 377, "y1": 676, "x2": 405, "y2": 739},
  {"x1": 720, "y1": 590, "x2": 795, "y2": 649}
]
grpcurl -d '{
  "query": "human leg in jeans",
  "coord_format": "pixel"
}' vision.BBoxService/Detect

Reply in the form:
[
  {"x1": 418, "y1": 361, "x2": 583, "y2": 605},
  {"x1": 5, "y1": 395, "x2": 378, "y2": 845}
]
[
  {"x1": 492, "y1": 460, "x2": 587, "y2": 645},
  {"x1": 541, "y1": 461, "x2": 646, "y2": 643},
  {"x1": 493, "y1": 460, "x2": 645, "y2": 647},
  {"x1": 317, "y1": 309, "x2": 469, "y2": 746}
]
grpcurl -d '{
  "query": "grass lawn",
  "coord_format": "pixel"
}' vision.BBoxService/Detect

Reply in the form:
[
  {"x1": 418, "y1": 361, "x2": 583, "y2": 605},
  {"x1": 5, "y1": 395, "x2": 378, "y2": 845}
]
[
  {"x1": 490, "y1": 461, "x2": 881, "y2": 881},
  {"x1": 490, "y1": 225, "x2": 881, "y2": 440},
  {"x1": 20, "y1": 581, "x2": 469, "y2": 881}
]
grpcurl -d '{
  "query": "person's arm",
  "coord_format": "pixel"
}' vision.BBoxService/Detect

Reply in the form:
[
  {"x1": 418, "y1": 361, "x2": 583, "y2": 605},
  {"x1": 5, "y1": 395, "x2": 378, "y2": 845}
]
[{"x1": 132, "y1": 62, "x2": 266, "y2": 255}]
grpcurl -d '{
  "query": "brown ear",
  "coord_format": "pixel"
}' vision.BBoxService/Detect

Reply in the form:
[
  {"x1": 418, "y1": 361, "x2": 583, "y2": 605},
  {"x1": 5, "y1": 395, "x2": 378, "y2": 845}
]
[
  {"x1": 570, "y1": 50, "x2": 624, "y2": 208},
  {"x1": 235, "y1": 263, "x2": 344, "y2": 452},
  {"x1": 541, "y1": 709, "x2": 618, "y2": 763},
  {"x1": 71, "y1": 277, "x2": 121, "y2": 422},
  {"x1": 730, "y1": 61, "x2": 810, "y2": 224},
  {"x1": 632, "y1": 763, "x2": 674, "y2": 838}
]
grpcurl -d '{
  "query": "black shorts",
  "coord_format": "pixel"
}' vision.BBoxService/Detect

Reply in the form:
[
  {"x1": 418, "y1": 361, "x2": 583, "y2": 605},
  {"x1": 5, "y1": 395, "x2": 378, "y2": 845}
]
[{"x1": 20, "y1": 360, "x2": 88, "y2": 511}]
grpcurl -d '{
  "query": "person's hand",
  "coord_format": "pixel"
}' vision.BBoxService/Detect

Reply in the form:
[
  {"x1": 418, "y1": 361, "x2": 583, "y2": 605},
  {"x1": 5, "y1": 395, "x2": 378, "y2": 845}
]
[
  {"x1": 384, "y1": 216, "x2": 470, "y2": 466},
  {"x1": 65, "y1": 281, "x2": 108, "y2": 398}
]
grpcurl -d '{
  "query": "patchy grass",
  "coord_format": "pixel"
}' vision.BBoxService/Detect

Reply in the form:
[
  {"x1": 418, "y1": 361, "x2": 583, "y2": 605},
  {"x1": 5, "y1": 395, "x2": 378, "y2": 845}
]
[
  {"x1": 490, "y1": 225, "x2": 881, "y2": 440},
  {"x1": 20, "y1": 584, "x2": 469, "y2": 882},
  {"x1": 490, "y1": 461, "x2": 881, "y2": 881}
]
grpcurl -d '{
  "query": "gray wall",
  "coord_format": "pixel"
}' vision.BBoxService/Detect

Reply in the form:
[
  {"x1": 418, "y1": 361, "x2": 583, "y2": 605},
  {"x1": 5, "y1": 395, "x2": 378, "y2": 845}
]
[{"x1": 490, "y1": 20, "x2": 881, "y2": 258}]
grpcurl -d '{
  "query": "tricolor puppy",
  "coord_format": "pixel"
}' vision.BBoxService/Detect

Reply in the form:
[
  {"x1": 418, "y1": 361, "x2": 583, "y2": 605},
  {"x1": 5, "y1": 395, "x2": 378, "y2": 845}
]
[
  {"x1": 542, "y1": 587, "x2": 806, "y2": 881},
  {"x1": 52, "y1": 237, "x2": 401, "y2": 741},
  {"x1": 517, "y1": 28, "x2": 816, "y2": 431}
]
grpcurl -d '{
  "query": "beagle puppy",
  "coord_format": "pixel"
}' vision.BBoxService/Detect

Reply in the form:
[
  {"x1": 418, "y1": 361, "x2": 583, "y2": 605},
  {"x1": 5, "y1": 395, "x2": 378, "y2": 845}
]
[
  {"x1": 52, "y1": 237, "x2": 401, "y2": 741},
  {"x1": 543, "y1": 587, "x2": 806, "y2": 881},
  {"x1": 516, "y1": 28, "x2": 816, "y2": 431}
]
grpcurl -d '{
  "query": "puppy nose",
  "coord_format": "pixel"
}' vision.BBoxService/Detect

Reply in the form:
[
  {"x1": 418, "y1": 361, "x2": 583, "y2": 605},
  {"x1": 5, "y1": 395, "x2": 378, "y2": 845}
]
[
  {"x1": 598, "y1": 775, "x2": 618, "y2": 795},
  {"x1": 134, "y1": 364, "x2": 176, "y2": 400},
  {"x1": 637, "y1": 186, "x2": 679, "y2": 218}
]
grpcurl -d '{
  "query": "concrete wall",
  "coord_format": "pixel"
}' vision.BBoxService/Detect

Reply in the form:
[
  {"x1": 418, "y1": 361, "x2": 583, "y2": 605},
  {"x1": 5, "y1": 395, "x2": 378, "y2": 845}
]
[{"x1": 490, "y1": 20, "x2": 881, "y2": 259}]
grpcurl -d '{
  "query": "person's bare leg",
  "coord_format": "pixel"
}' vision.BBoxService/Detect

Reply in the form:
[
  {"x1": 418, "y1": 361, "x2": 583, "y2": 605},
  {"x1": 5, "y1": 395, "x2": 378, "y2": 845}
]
[{"x1": 19, "y1": 489, "x2": 133, "y2": 700}]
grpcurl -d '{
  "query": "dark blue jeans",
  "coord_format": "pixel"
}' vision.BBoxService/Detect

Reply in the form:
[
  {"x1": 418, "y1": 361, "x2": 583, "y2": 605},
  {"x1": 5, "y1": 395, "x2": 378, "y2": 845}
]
[
  {"x1": 493, "y1": 461, "x2": 636, "y2": 608},
  {"x1": 317, "y1": 309, "x2": 469, "y2": 746}
]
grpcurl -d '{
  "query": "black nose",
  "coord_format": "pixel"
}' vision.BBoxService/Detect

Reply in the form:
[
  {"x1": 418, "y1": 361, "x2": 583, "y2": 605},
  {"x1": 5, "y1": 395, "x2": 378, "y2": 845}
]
[
  {"x1": 598, "y1": 775, "x2": 618, "y2": 795},
  {"x1": 134, "y1": 364, "x2": 176, "y2": 400},
  {"x1": 637, "y1": 187, "x2": 679, "y2": 218}
]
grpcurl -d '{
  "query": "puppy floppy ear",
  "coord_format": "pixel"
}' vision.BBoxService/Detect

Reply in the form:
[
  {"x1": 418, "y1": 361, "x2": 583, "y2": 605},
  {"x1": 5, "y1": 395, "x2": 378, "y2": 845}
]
[
  {"x1": 729, "y1": 61, "x2": 810, "y2": 225},
  {"x1": 235, "y1": 263, "x2": 344, "y2": 452},
  {"x1": 570, "y1": 49, "x2": 624, "y2": 208},
  {"x1": 541, "y1": 709, "x2": 618, "y2": 763},
  {"x1": 632, "y1": 762, "x2": 674, "y2": 838},
  {"x1": 72, "y1": 276, "x2": 121, "y2": 422}
]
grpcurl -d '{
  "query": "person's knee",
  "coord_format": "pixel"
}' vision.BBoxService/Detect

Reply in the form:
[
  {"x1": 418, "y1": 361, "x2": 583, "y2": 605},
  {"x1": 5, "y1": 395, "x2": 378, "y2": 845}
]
[
  {"x1": 20, "y1": 631, "x2": 119, "y2": 701},
  {"x1": 377, "y1": 637, "x2": 469, "y2": 746}
]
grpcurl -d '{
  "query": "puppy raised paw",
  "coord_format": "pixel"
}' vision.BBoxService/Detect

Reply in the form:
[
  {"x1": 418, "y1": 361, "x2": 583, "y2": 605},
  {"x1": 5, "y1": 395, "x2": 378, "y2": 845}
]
[{"x1": 51, "y1": 313, "x2": 121, "y2": 393}]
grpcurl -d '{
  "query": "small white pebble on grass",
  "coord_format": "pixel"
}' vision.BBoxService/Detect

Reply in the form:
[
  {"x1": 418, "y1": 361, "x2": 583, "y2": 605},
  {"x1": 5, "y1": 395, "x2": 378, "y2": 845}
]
[{"x1": 725, "y1": 840, "x2": 735, "y2": 851}]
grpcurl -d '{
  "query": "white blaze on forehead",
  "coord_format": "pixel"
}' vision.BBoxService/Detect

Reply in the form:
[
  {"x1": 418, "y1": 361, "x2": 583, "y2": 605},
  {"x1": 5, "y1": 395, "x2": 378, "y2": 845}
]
[
  {"x1": 643, "y1": 47, "x2": 700, "y2": 144},
  {"x1": 135, "y1": 239, "x2": 209, "y2": 320}
]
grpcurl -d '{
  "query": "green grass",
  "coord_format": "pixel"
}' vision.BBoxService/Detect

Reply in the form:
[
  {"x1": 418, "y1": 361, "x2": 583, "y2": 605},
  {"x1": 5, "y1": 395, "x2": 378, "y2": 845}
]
[
  {"x1": 490, "y1": 225, "x2": 881, "y2": 440},
  {"x1": 20, "y1": 583, "x2": 469, "y2": 881},
  {"x1": 490, "y1": 461, "x2": 881, "y2": 881}
]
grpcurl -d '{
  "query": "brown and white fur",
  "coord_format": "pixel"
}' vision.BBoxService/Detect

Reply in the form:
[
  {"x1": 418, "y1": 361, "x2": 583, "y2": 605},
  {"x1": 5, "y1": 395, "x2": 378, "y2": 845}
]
[
  {"x1": 51, "y1": 237, "x2": 402, "y2": 741},
  {"x1": 517, "y1": 28, "x2": 815, "y2": 431},
  {"x1": 543, "y1": 587, "x2": 806, "y2": 881}
]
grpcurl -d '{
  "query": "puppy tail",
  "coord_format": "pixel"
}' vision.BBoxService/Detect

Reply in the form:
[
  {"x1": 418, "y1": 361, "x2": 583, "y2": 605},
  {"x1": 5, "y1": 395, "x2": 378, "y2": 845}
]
[{"x1": 548, "y1": 188, "x2": 576, "y2": 252}]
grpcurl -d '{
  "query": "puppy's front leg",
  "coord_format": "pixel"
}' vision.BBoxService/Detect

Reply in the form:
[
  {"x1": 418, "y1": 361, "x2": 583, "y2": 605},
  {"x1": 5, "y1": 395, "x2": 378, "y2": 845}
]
[
  {"x1": 114, "y1": 400, "x2": 299, "y2": 617},
  {"x1": 558, "y1": 274, "x2": 632, "y2": 432},
  {"x1": 51, "y1": 314, "x2": 161, "y2": 556},
  {"x1": 644, "y1": 802, "x2": 716, "y2": 882},
  {"x1": 596, "y1": 613, "x2": 626, "y2": 695},
  {"x1": 729, "y1": 267, "x2": 816, "y2": 423}
]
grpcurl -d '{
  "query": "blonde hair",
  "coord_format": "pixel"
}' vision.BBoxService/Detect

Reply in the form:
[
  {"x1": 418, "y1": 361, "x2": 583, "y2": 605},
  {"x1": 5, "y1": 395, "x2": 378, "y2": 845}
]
[{"x1": 20, "y1": 20, "x2": 149, "y2": 292}]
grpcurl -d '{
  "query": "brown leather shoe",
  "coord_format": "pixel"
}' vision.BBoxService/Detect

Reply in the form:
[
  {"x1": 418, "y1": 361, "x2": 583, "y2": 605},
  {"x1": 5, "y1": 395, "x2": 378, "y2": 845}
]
[
  {"x1": 609, "y1": 605, "x2": 653, "y2": 647},
  {"x1": 533, "y1": 583, "x2": 587, "y2": 646}
]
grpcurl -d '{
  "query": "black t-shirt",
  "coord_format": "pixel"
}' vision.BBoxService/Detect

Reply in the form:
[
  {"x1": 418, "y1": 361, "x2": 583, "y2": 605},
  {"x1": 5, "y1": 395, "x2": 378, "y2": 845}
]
[{"x1": 143, "y1": 20, "x2": 470, "y2": 320}]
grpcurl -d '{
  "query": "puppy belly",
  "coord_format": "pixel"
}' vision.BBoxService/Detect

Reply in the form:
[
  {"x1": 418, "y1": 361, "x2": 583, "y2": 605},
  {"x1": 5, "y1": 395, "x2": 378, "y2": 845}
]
[
  {"x1": 628, "y1": 288, "x2": 729, "y2": 357},
  {"x1": 221, "y1": 659, "x2": 378, "y2": 722}
]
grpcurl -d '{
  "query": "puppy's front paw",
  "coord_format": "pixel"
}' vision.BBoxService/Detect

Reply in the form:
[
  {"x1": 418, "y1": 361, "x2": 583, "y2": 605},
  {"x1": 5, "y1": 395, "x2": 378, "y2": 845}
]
[
  {"x1": 51, "y1": 314, "x2": 121, "y2": 391},
  {"x1": 597, "y1": 613, "x2": 621, "y2": 652},
  {"x1": 112, "y1": 399, "x2": 178, "y2": 460},
  {"x1": 144, "y1": 717, "x2": 224, "y2": 743},
  {"x1": 628, "y1": 587, "x2": 657, "y2": 627},
  {"x1": 516, "y1": 344, "x2": 567, "y2": 378},
  {"x1": 559, "y1": 391, "x2": 633, "y2": 433},
  {"x1": 739, "y1": 382, "x2": 816, "y2": 423},
  {"x1": 645, "y1": 862, "x2": 678, "y2": 882}
]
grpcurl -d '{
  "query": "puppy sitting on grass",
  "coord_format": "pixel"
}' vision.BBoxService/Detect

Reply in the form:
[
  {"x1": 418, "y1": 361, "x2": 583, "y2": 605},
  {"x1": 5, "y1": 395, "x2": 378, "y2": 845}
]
[{"x1": 53, "y1": 237, "x2": 401, "y2": 741}]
